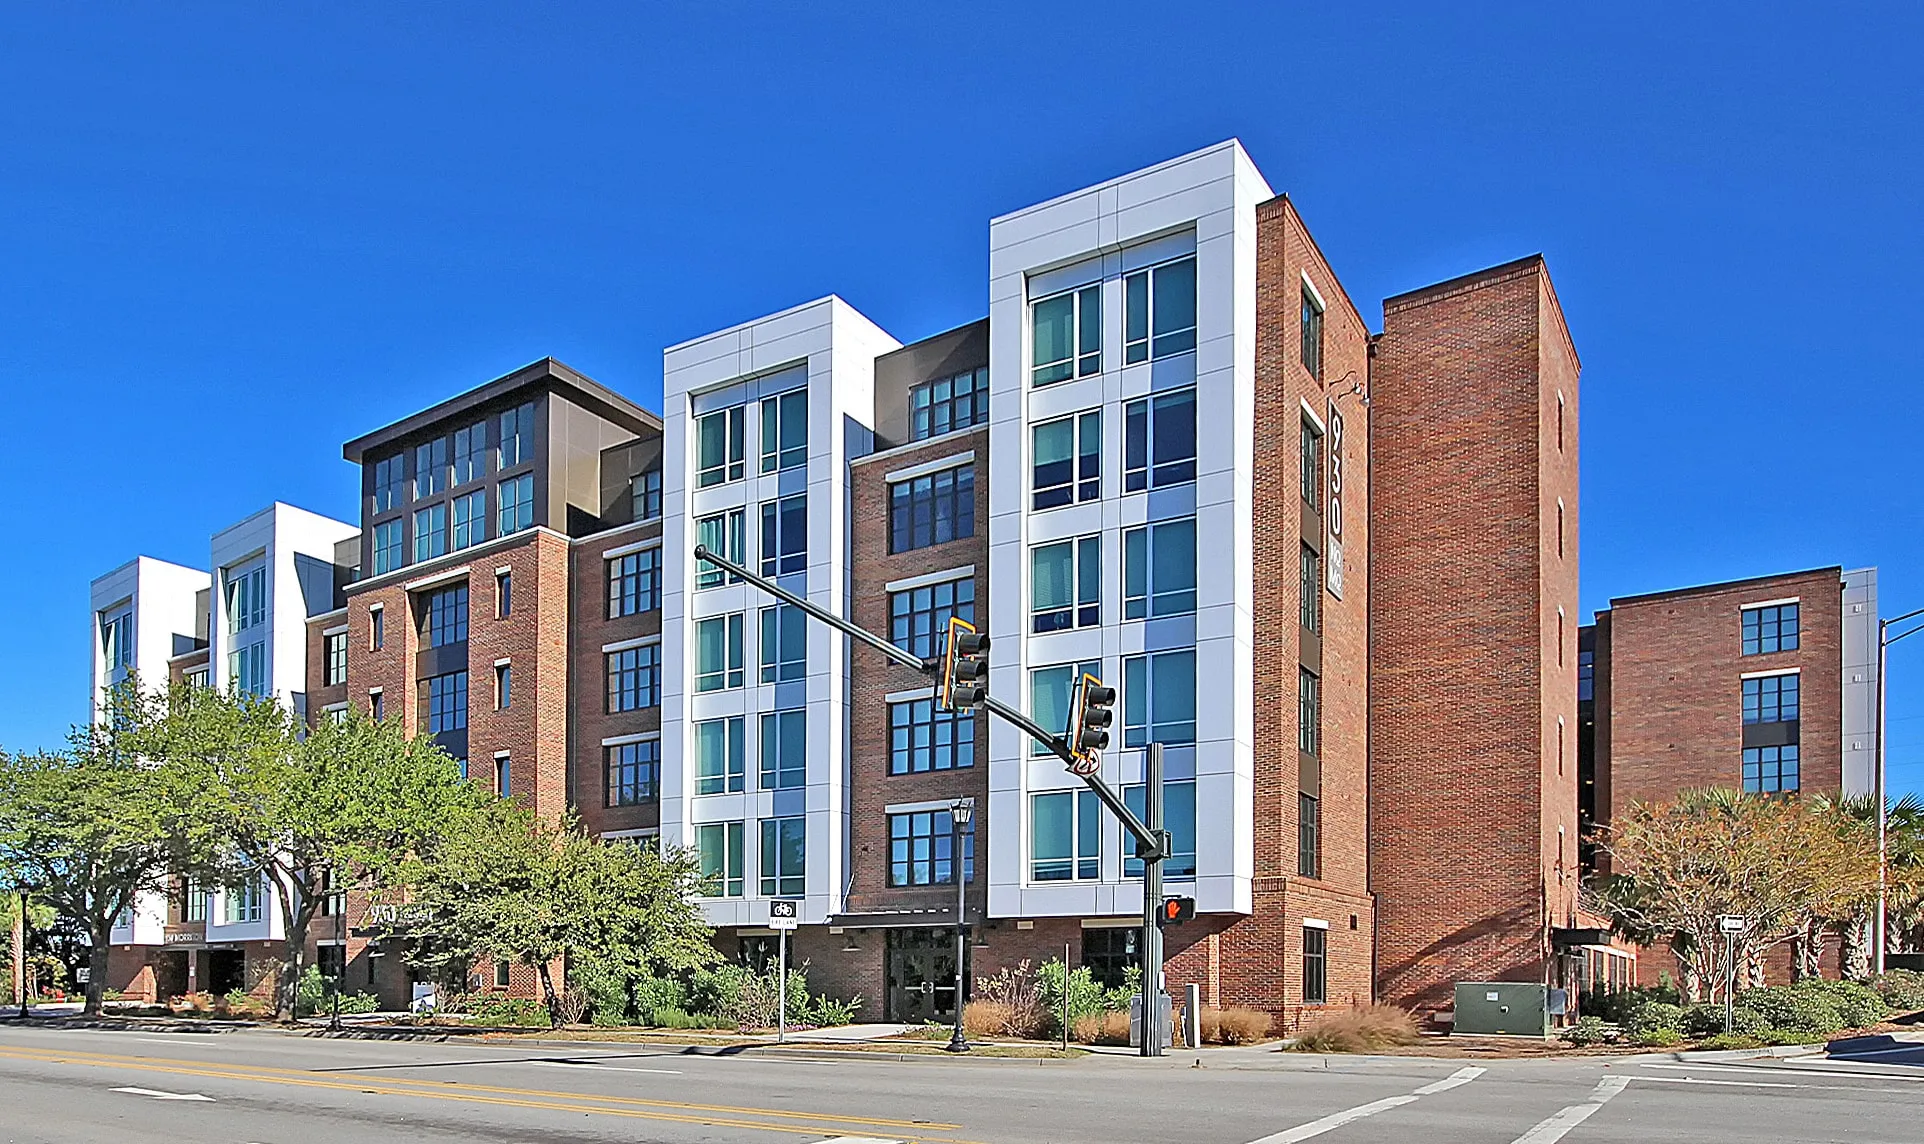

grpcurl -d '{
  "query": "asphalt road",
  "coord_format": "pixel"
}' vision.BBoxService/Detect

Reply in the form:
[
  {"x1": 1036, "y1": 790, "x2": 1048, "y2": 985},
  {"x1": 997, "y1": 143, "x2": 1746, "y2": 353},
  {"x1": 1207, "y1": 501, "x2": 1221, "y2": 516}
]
[{"x1": 1, "y1": 1022, "x2": 1921, "y2": 1144}]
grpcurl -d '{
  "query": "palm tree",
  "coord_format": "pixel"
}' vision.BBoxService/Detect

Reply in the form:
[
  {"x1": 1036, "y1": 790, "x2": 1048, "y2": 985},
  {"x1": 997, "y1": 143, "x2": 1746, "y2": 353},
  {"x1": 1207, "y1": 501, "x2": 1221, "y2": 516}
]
[{"x1": 1820, "y1": 794, "x2": 1924, "y2": 980}]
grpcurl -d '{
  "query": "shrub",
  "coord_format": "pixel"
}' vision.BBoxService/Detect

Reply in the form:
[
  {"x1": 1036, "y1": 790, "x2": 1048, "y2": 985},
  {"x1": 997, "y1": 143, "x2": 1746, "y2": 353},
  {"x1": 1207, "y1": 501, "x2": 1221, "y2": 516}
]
[
  {"x1": 464, "y1": 995, "x2": 550, "y2": 1027},
  {"x1": 1798, "y1": 978, "x2": 1888, "y2": 1029},
  {"x1": 1580, "y1": 984, "x2": 1682, "y2": 1026},
  {"x1": 963, "y1": 999, "x2": 1014, "y2": 1039},
  {"x1": 293, "y1": 966, "x2": 380, "y2": 1017},
  {"x1": 1289, "y1": 1004, "x2": 1418, "y2": 1052},
  {"x1": 1036, "y1": 959, "x2": 1115, "y2": 1037},
  {"x1": 632, "y1": 973, "x2": 690, "y2": 1027},
  {"x1": 1637, "y1": 1028, "x2": 1683, "y2": 1047},
  {"x1": 1874, "y1": 969, "x2": 1924, "y2": 1011},
  {"x1": 1214, "y1": 1007, "x2": 1274, "y2": 1045},
  {"x1": 1623, "y1": 1000, "x2": 1685, "y2": 1039},
  {"x1": 649, "y1": 1007, "x2": 727, "y2": 1030},
  {"x1": 975, "y1": 961, "x2": 1047, "y2": 1038},
  {"x1": 1697, "y1": 1033, "x2": 1764, "y2": 1051},
  {"x1": 805, "y1": 993, "x2": 861, "y2": 1027},
  {"x1": 1070, "y1": 1011, "x2": 1132, "y2": 1045},
  {"x1": 1559, "y1": 1015, "x2": 1612, "y2": 1046},
  {"x1": 1736, "y1": 985, "x2": 1844, "y2": 1038},
  {"x1": 1682, "y1": 1002, "x2": 1767, "y2": 1038}
]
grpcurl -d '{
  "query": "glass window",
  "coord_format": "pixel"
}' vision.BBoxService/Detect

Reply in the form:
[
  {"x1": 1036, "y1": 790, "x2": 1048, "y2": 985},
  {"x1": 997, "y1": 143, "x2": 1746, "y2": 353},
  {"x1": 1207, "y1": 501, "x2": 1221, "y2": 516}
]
[
  {"x1": 1303, "y1": 926, "x2": 1328, "y2": 1004},
  {"x1": 1743, "y1": 744, "x2": 1800, "y2": 793},
  {"x1": 1578, "y1": 648, "x2": 1594, "y2": 702},
  {"x1": 759, "y1": 709, "x2": 806, "y2": 790},
  {"x1": 498, "y1": 401, "x2": 536, "y2": 469},
  {"x1": 495, "y1": 663, "x2": 510, "y2": 710},
  {"x1": 497, "y1": 473, "x2": 534, "y2": 536},
  {"x1": 697, "y1": 822, "x2": 745, "y2": 897},
  {"x1": 496, "y1": 571, "x2": 511, "y2": 617},
  {"x1": 372, "y1": 519, "x2": 403, "y2": 575},
  {"x1": 1083, "y1": 928, "x2": 1140, "y2": 990},
  {"x1": 324, "y1": 631, "x2": 348, "y2": 686},
  {"x1": 608, "y1": 547, "x2": 663, "y2": 618},
  {"x1": 413, "y1": 503, "x2": 448, "y2": 562},
  {"x1": 1124, "y1": 519, "x2": 1197, "y2": 620},
  {"x1": 225, "y1": 565, "x2": 267, "y2": 634},
  {"x1": 696, "y1": 405, "x2": 747, "y2": 487},
  {"x1": 451, "y1": 489, "x2": 487, "y2": 551},
  {"x1": 1032, "y1": 410, "x2": 1101, "y2": 510},
  {"x1": 1032, "y1": 283, "x2": 1101, "y2": 385},
  {"x1": 888, "y1": 810, "x2": 975, "y2": 887},
  {"x1": 1032, "y1": 536, "x2": 1101, "y2": 633},
  {"x1": 1301, "y1": 285, "x2": 1325, "y2": 380},
  {"x1": 632, "y1": 467, "x2": 662, "y2": 522},
  {"x1": 1742, "y1": 603, "x2": 1800, "y2": 655},
  {"x1": 496, "y1": 754, "x2": 511, "y2": 796},
  {"x1": 422, "y1": 585, "x2": 468, "y2": 647},
  {"x1": 760, "y1": 493, "x2": 807, "y2": 576},
  {"x1": 889, "y1": 465, "x2": 974, "y2": 553},
  {"x1": 695, "y1": 716, "x2": 745, "y2": 794},
  {"x1": 695, "y1": 509, "x2": 746, "y2": 588},
  {"x1": 183, "y1": 880, "x2": 207, "y2": 923},
  {"x1": 1031, "y1": 789, "x2": 1100, "y2": 881},
  {"x1": 1298, "y1": 792, "x2": 1321, "y2": 879},
  {"x1": 453, "y1": 421, "x2": 488, "y2": 485},
  {"x1": 1124, "y1": 651, "x2": 1197, "y2": 747},
  {"x1": 888, "y1": 698, "x2": 975, "y2": 774},
  {"x1": 1743, "y1": 673, "x2": 1800, "y2": 724},
  {"x1": 759, "y1": 605, "x2": 807, "y2": 683},
  {"x1": 606, "y1": 644, "x2": 661, "y2": 712},
  {"x1": 1298, "y1": 667, "x2": 1321, "y2": 754},
  {"x1": 1122, "y1": 780, "x2": 1197, "y2": 878},
  {"x1": 605, "y1": 740, "x2": 659, "y2": 806},
  {"x1": 1124, "y1": 257, "x2": 1196, "y2": 363},
  {"x1": 1299, "y1": 544, "x2": 1321, "y2": 632},
  {"x1": 1031, "y1": 661, "x2": 1101, "y2": 755},
  {"x1": 760, "y1": 388, "x2": 808, "y2": 473},
  {"x1": 424, "y1": 671, "x2": 468, "y2": 734},
  {"x1": 373, "y1": 453, "x2": 407, "y2": 513},
  {"x1": 890, "y1": 577, "x2": 974, "y2": 659},
  {"x1": 1123, "y1": 389, "x2": 1197, "y2": 492},
  {"x1": 759, "y1": 817, "x2": 806, "y2": 897},
  {"x1": 224, "y1": 876, "x2": 265, "y2": 924},
  {"x1": 414, "y1": 437, "x2": 449, "y2": 499},
  {"x1": 1301, "y1": 418, "x2": 1323, "y2": 510},
  {"x1": 227, "y1": 642, "x2": 267, "y2": 697},
  {"x1": 910, "y1": 367, "x2": 988, "y2": 441},
  {"x1": 371, "y1": 607, "x2": 384, "y2": 650},
  {"x1": 100, "y1": 610, "x2": 133, "y2": 672},
  {"x1": 695, "y1": 613, "x2": 745, "y2": 692}
]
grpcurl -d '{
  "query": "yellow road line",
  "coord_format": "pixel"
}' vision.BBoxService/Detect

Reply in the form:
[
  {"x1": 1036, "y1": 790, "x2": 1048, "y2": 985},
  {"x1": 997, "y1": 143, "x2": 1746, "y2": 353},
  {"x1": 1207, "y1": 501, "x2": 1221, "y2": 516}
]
[{"x1": 0, "y1": 1044, "x2": 979, "y2": 1142}]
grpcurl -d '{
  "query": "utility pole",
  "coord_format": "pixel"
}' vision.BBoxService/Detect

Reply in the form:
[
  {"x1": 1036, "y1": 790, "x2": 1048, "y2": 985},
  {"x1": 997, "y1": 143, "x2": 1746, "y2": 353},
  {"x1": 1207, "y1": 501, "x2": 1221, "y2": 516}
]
[
  {"x1": 1874, "y1": 606, "x2": 1924, "y2": 975},
  {"x1": 12, "y1": 889, "x2": 25, "y2": 1017}
]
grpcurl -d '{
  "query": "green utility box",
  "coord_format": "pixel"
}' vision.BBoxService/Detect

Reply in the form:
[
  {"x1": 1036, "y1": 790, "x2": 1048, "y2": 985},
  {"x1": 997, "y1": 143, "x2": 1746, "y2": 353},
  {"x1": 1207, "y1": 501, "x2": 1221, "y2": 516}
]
[{"x1": 1452, "y1": 982, "x2": 1549, "y2": 1037}]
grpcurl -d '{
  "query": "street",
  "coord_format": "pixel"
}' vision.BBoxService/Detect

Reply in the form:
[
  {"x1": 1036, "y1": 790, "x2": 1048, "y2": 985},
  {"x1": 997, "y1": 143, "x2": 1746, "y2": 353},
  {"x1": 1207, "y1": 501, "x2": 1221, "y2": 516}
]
[{"x1": 1, "y1": 1023, "x2": 1921, "y2": 1143}]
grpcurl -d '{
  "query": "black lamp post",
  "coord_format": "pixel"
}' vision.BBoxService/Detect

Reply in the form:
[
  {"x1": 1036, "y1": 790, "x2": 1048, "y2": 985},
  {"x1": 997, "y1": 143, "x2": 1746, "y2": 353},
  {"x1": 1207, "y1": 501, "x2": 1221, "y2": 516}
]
[{"x1": 946, "y1": 797, "x2": 975, "y2": 1053}]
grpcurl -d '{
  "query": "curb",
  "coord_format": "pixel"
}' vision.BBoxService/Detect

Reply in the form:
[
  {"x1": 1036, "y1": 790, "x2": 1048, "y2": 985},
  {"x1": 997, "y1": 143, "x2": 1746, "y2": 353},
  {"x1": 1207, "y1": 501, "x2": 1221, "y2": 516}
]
[
  {"x1": 1661, "y1": 1043, "x2": 1827, "y2": 1062},
  {"x1": 291, "y1": 1027, "x2": 1087, "y2": 1064}
]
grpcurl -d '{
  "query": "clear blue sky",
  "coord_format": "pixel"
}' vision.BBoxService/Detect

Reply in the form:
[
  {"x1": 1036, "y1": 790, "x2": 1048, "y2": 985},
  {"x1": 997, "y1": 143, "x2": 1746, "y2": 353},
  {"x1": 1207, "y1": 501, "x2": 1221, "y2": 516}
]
[{"x1": 3, "y1": 4, "x2": 1920, "y2": 794}]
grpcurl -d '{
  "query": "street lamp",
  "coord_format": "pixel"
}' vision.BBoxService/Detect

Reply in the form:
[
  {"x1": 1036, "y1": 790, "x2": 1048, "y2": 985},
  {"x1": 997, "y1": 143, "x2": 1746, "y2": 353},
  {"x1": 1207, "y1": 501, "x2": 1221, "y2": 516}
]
[
  {"x1": 1874, "y1": 605, "x2": 1924, "y2": 974},
  {"x1": 946, "y1": 797, "x2": 975, "y2": 1054}
]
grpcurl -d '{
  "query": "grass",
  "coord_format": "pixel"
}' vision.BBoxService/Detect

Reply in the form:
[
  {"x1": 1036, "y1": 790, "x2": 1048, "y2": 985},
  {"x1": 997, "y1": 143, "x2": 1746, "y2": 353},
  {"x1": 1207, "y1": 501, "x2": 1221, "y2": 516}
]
[{"x1": 1288, "y1": 1005, "x2": 1421, "y2": 1053}]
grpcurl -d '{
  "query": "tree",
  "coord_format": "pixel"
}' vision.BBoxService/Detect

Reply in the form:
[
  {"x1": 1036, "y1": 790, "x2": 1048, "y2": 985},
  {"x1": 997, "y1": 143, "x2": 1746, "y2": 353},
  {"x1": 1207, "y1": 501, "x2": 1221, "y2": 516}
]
[
  {"x1": 402, "y1": 801, "x2": 714, "y2": 1024},
  {"x1": 142, "y1": 685, "x2": 488, "y2": 1021},
  {"x1": 1820, "y1": 794, "x2": 1924, "y2": 979},
  {"x1": 1588, "y1": 788, "x2": 1875, "y2": 1001}
]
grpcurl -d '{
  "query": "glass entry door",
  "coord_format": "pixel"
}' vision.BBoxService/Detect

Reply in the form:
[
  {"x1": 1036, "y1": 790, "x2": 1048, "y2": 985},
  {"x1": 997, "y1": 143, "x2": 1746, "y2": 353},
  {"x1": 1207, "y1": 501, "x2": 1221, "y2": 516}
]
[{"x1": 886, "y1": 927, "x2": 962, "y2": 1023}]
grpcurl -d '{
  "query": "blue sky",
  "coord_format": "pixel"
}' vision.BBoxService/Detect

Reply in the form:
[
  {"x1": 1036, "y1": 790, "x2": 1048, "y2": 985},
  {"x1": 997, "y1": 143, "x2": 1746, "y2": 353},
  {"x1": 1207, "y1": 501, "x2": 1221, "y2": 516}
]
[{"x1": 3, "y1": 3, "x2": 1920, "y2": 793}]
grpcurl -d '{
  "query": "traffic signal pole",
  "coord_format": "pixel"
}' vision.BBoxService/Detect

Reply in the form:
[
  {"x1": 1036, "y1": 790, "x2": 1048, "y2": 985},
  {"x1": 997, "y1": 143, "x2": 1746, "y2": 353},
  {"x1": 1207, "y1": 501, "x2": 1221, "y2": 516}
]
[{"x1": 1140, "y1": 741, "x2": 1166, "y2": 1057}]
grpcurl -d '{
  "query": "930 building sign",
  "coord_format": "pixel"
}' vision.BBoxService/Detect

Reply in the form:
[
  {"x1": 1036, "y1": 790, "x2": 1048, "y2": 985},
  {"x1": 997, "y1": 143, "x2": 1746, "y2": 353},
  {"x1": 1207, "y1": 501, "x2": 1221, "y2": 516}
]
[{"x1": 1326, "y1": 402, "x2": 1345, "y2": 600}]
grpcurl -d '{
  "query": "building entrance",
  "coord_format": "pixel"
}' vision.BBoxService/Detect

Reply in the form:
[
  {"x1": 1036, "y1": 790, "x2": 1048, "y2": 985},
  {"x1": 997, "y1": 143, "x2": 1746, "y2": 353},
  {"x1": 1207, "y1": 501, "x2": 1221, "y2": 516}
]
[{"x1": 885, "y1": 927, "x2": 964, "y2": 1024}]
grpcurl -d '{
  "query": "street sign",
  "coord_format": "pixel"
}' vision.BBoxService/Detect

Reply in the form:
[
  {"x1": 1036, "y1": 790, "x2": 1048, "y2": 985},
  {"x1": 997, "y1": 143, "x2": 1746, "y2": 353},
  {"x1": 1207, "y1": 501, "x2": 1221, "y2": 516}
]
[
  {"x1": 1719, "y1": 915, "x2": 1746, "y2": 934},
  {"x1": 769, "y1": 900, "x2": 799, "y2": 931}
]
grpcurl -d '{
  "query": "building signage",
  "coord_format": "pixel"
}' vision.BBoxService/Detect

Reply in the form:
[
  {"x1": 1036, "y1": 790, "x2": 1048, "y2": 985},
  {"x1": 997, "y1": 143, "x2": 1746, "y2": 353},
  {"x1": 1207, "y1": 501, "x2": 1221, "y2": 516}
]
[
  {"x1": 163, "y1": 932, "x2": 203, "y2": 946},
  {"x1": 363, "y1": 902, "x2": 431, "y2": 928},
  {"x1": 1326, "y1": 401, "x2": 1345, "y2": 600}
]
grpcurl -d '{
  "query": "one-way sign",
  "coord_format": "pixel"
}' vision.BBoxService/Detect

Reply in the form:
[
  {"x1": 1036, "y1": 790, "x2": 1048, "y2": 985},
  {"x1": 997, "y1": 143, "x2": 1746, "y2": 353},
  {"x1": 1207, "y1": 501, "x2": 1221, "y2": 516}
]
[{"x1": 769, "y1": 900, "x2": 799, "y2": 930}]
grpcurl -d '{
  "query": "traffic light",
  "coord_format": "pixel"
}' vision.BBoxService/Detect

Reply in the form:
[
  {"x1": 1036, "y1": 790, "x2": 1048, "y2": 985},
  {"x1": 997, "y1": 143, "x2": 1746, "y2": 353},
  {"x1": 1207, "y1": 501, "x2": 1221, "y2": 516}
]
[
  {"x1": 1157, "y1": 896, "x2": 1195, "y2": 927},
  {"x1": 1068, "y1": 672, "x2": 1116, "y2": 763},
  {"x1": 941, "y1": 617, "x2": 989, "y2": 710}
]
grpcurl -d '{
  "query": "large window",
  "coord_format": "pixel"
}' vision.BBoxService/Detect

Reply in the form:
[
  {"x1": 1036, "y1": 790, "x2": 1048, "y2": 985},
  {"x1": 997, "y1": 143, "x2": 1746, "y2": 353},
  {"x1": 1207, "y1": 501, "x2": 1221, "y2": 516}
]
[
  {"x1": 413, "y1": 503, "x2": 448, "y2": 562},
  {"x1": 497, "y1": 473, "x2": 534, "y2": 536},
  {"x1": 696, "y1": 405, "x2": 747, "y2": 488},
  {"x1": 1744, "y1": 745, "x2": 1800, "y2": 793},
  {"x1": 497, "y1": 401, "x2": 535, "y2": 469},
  {"x1": 1742, "y1": 603, "x2": 1800, "y2": 655},
  {"x1": 423, "y1": 584, "x2": 468, "y2": 647},
  {"x1": 1299, "y1": 544, "x2": 1321, "y2": 632},
  {"x1": 695, "y1": 613, "x2": 745, "y2": 692},
  {"x1": 697, "y1": 822, "x2": 745, "y2": 897},
  {"x1": 911, "y1": 367, "x2": 988, "y2": 441},
  {"x1": 606, "y1": 644, "x2": 661, "y2": 712},
  {"x1": 1032, "y1": 410, "x2": 1101, "y2": 509},
  {"x1": 1578, "y1": 648, "x2": 1595, "y2": 702},
  {"x1": 373, "y1": 454, "x2": 406, "y2": 513},
  {"x1": 1124, "y1": 651, "x2": 1197, "y2": 747},
  {"x1": 889, "y1": 809, "x2": 974, "y2": 887},
  {"x1": 632, "y1": 467, "x2": 662, "y2": 522},
  {"x1": 1123, "y1": 519, "x2": 1197, "y2": 620},
  {"x1": 1122, "y1": 781, "x2": 1197, "y2": 878},
  {"x1": 608, "y1": 547, "x2": 663, "y2": 617},
  {"x1": 760, "y1": 817, "x2": 806, "y2": 897},
  {"x1": 324, "y1": 631, "x2": 348, "y2": 686},
  {"x1": 424, "y1": 670, "x2": 468, "y2": 734},
  {"x1": 1032, "y1": 789, "x2": 1100, "y2": 881},
  {"x1": 1301, "y1": 418, "x2": 1323, "y2": 510},
  {"x1": 760, "y1": 493, "x2": 807, "y2": 576},
  {"x1": 372, "y1": 519, "x2": 403, "y2": 575},
  {"x1": 1032, "y1": 536, "x2": 1101, "y2": 632},
  {"x1": 414, "y1": 437, "x2": 449, "y2": 499},
  {"x1": 223, "y1": 877, "x2": 264, "y2": 925},
  {"x1": 101, "y1": 610, "x2": 133, "y2": 671},
  {"x1": 451, "y1": 489, "x2": 487, "y2": 550},
  {"x1": 1032, "y1": 283, "x2": 1101, "y2": 385},
  {"x1": 759, "y1": 605, "x2": 806, "y2": 683},
  {"x1": 890, "y1": 578, "x2": 974, "y2": 658},
  {"x1": 695, "y1": 716, "x2": 745, "y2": 794},
  {"x1": 1298, "y1": 792, "x2": 1321, "y2": 878},
  {"x1": 1298, "y1": 667, "x2": 1321, "y2": 755},
  {"x1": 1083, "y1": 928, "x2": 1140, "y2": 990},
  {"x1": 1123, "y1": 389, "x2": 1197, "y2": 492},
  {"x1": 1303, "y1": 925, "x2": 1328, "y2": 1004},
  {"x1": 1301, "y1": 284, "x2": 1325, "y2": 380},
  {"x1": 1032, "y1": 660, "x2": 1101, "y2": 754},
  {"x1": 1743, "y1": 673, "x2": 1800, "y2": 725},
  {"x1": 890, "y1": 465, "x2": 974, "y2": 553},
  {"x1": 226, "y1": 565, "x2": 267, "y2": 634},
  {"x1": 228, "y1": 642, "x2": 267, "y2": 697},
  {"x1": 889, "y1": 698, "x2": 975, "y2": 774},
  {"x1": 606, "y1": 740, "x2": 659, "y2": 806},
  {"x1": 760, "y1": 388, "x2": 807, "y2": 473},
  {"x1": 695, "y1": 509, "x2": 745, "y2": 588},
  {"x1": 453, "y1": 421, "x2": 488, "y2": 485},
  {"x1": 1124, "y1": 257, "x2": 1196, "y2": 363},
  {"x1": 760, "y1": 710, "x2": 806, "y2": 790}
]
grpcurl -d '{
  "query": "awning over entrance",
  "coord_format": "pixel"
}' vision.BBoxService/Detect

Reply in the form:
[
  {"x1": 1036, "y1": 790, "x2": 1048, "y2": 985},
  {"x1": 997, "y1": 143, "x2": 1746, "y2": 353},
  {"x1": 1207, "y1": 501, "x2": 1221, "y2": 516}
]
[{"x1": 827, "y1": 908, "x2": 960, "y2": 930}]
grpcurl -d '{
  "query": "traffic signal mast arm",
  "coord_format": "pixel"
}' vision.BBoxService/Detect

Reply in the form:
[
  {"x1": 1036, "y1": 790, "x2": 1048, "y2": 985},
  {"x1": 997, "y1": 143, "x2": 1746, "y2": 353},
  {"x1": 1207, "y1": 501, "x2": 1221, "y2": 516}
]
[{"x1": 693, "y1": 543, "x2": 1165, "y2": 860}]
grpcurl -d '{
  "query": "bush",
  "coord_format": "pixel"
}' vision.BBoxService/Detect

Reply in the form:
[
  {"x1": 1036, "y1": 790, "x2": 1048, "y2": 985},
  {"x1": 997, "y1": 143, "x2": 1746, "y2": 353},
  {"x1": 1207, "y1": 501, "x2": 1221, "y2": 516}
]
[
  {"x1": 1873, "y1": 969, "x2": 1924, "y2": 1012},
  {"x1": 975, "y1": 961, "x2": 1047, "y2": 1038},
  {"x1": 464, "y1": 994, "x2": 550, "y2": 1027},
  {"x1": 649, "y1": 1007, "x2": 727, "y2": 1030},
  {"x1": 1070, "y1": 1011, "x2": 1132, "y2": 1045},
  {"x1": 1735, "y1": 984, "x2": 1844, "y2": 1038},
  {"x1": 1798, "y1": 978, "x2": 1888, "y2": 1029},
  {"x1": 1637, "y1": 1028, "x2": 1683, "y2": 1047},
  {"x1": 1289, "y1": 1004, "x2": 1419, "y2": 1052},
  {"x1": 293, "y1": 966, "x2": 380, "y2": 1018},
  {"x1": 1580, "y1": 984, "x2": 1682, "y2": 1026},
  {"x1": 1682, "y1": 1002, "x2": 1766, "y2": 1038},
  {"x1": 1623, "y1": 1000, "x2": 1685, "y2": 1039},
  {"x1": 1214, "y1": 1007, "x2": 1274, "y2": 1045},
  {"x1": 1559, "y1": 1015, "x2": 1612, "y2": 1046},
  {"x1": 1036, "y1": 959, "x2": 1115, "y2": 1036},
  {"x1": 1697, "y1": 1033, "x2": 1764, "y2": 1051},
  {"x1": 963, "y1": 999, "x2": 1013, "y2": 1039},
  {"x1": 679, "y1": 961, "x2": 858, "y2": 1031},
  {"x1": 632, "y1": 973, "x2": 690, "y2": 1026}
]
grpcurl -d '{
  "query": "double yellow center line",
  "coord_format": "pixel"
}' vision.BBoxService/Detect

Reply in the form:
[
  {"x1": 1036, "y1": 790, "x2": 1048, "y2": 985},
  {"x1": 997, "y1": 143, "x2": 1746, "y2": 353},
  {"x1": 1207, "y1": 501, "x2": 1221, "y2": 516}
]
[{"x1": 0, "y1": 1042, "x2": 981, "y2": 1141}]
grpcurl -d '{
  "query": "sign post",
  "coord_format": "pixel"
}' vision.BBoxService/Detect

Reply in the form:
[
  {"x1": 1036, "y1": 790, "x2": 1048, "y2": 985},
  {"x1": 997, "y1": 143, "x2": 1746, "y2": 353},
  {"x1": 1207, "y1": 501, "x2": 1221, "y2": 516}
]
[
  {"x1": 770, "y1": 900, "x2": 799, "y2": 1044},
  {"x1": 1719, "y1": 914, "x2": 1746, "y2": 1033}
]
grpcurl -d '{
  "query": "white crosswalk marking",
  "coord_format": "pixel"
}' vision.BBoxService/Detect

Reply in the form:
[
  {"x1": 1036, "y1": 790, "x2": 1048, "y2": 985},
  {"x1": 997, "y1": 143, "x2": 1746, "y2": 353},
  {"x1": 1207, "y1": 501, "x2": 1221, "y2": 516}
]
[
  {"x1": 1245, "y1": 1066, "x2": 1486, "y2": 1143},
  {"x1": 1510, "y1": 1075, "x2": 1630, "y2": 1144}
]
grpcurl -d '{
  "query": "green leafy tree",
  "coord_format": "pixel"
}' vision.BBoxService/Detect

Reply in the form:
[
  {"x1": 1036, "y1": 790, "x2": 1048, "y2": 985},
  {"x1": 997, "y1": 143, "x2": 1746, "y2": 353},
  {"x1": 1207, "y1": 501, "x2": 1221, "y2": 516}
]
[{"x1": 1818, "y1": 794, "x2": 1924, "y2": 979}]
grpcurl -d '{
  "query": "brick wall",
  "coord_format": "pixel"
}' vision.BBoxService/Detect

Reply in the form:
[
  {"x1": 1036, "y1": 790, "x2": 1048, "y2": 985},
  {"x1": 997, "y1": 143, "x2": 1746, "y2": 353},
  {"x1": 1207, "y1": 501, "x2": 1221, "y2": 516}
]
[
  {"x1": 304, "y1": 611, "x2": 348, "y2": 722},
  {"x1": 571, "y1": 521, "x2": 664, "y2": 838}
]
